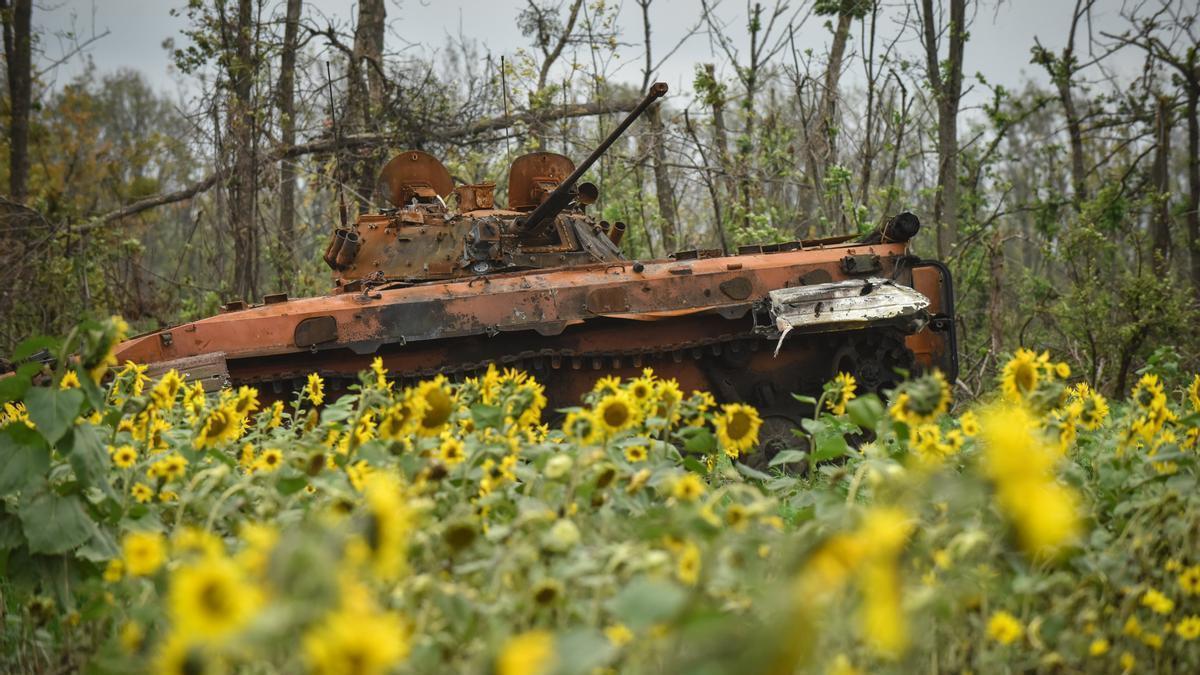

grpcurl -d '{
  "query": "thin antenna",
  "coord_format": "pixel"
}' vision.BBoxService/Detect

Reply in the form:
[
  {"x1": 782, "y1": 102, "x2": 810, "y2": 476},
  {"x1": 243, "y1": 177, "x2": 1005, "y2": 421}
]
[
  {"x1": 500, "y1": 55, "x2": 512, "y2": 156},
  {"x1": 325, "y1": 61, "x2": 348, "y2": 228}
]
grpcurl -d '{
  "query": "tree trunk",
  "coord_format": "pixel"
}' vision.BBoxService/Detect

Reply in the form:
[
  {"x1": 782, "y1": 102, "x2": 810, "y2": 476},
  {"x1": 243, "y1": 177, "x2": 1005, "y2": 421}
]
[
  {"x1": 1058, "y1": 75, "x2": 1088, "y2": 209},
  {"x1": 2, "y1": 0, "x2": 33, "y2": 203},
  {"x1": 350, "y1": 0, "x2": 386, "y2": 208},
  {"x1": 988, "y1": 229, "x2": 1005, "y2": 354},
  {"x1": 646, "y1": 102, "x2": 679, "y2": 252},
  {"x1": 1151, "y1": 95, "x2": 1171, "y2": 274},
  {"x1": 807, "y1": 10, "x2": 853, "y2": 227},
  {"x1": 229, "y1": 0, "x2": 258, "y2": 301},
  {"x1": 1186, "y1": 74, "x2": 1200, "y2": 301},
  {"x1": 704, "y1": 64, "x2": 738, "y2": 223},
  {"x1": 921, "y1": 0, "x2": 966, "y2": 259},
  {"x1": 276, "y1": 0, "x2": 302, "y2": 288}
]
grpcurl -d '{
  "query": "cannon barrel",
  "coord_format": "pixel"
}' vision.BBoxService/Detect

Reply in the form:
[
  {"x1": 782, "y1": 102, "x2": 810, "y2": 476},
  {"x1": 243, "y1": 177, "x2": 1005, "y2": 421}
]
[{"x1": 518, "y1": 82, "x2": 668, "y2": 234}]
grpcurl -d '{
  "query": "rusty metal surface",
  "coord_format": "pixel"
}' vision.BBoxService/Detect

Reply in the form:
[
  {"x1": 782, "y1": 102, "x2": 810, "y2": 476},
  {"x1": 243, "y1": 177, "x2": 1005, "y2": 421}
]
[
  {"x1": 378, "y1": 150, "x2": 454, "y2": 206},
  {"x1": 507, "y1": 152, "x2": 575, "y2": 210},
  {"x1": 116, "y1": 241, "x2": 914, "y2": 365}
]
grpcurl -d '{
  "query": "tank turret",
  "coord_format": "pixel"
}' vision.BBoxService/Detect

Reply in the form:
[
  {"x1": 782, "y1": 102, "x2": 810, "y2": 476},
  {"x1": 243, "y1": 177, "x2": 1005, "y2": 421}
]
[{"x1": 323, "y1": 82, "x2": 668, "y2": 290}]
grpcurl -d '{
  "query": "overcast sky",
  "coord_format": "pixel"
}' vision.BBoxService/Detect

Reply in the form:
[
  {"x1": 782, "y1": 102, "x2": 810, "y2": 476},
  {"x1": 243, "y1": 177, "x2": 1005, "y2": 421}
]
[{"x1": 36, "y1": 0, "x2": 1144, "y2": 109}]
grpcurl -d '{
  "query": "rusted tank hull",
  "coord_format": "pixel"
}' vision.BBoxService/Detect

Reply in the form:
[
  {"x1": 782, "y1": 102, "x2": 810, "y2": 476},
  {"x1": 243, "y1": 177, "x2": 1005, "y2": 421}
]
[{"x1": 115, "y1": 240, "x2": 956, "y2": 416}]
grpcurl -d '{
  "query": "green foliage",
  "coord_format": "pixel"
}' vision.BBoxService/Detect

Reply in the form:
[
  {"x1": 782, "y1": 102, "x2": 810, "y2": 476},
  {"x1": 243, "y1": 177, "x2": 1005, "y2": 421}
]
[{"x1": 0, "y1": 320, "x2": 1198, "y2": 673}]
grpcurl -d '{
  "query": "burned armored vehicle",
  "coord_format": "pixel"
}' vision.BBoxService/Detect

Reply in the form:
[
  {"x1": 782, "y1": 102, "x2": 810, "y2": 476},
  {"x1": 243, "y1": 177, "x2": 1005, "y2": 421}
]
[{"x1": 114, "y1": 82, "x2": 957, "y2": 447}]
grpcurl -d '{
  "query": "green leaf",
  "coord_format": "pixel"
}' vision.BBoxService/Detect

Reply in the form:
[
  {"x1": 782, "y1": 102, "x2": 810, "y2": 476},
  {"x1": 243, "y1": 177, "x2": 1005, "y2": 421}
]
[
  {"x1": 768, "y1": 449, "x2": 807, "y2": 467},
  {"x1": 12, "y1": 335, "x2": 59, "y2": 362},
  {"x1": 0, "y1": 513, "x2": 25, "y2": 550},
  {"x1": 555, "y1": 630, "x2": 616, "y2": 675},
  {"x1": 18, "y1": 484, "x2": 93, "y2": 555},
  {"x1": 810, "y1": 431, "x2": 849, "y2": 463},
  {"x1": 0, "y1": 362, "x2": 40, "y2": 404},
  {"x1": 276, "y1": 475, "x2": 309, "y2": 496},
  {"x1": 606, "y1": 576, "x2": 687, "y2": 629},
  {"x1": 735, "y1": 462, "x2": 772, "y2": 481},
  {"x1": 76, "y1": 364, "x2": 107, "y2": 411},
  {"x1": 470, "y1": 404, "x2": 503, "y2": 430},
  {"x1": 846, "y1": 394, "x2": 884, "y2": 429},
  {"x1": 25, "y1": 387, "x2": 84, "y2": 445},
  {"x1": 679, "y1": 427, "x2": 716, "y2": 455},
  {"x1": 791, "y1": 393, "x2": 818, "y2": 405},
  {"x1": 682, "y1": 456, "x2": 708, "y2": 475},
  {"x1": 62, "y1": 424, "x2": 115, "y2": 498},
  {"x1": 0, "y1": 424, "x2": 50, "y2": 494},
  {"x1": 76, "y1": 522, "x2": 120, "y2": 562}
]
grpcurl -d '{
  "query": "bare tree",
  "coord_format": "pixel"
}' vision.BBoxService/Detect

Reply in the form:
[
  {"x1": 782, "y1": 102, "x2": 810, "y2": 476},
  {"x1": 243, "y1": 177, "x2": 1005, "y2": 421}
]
[
  {"x1": 1, "y1": 0, "x2": 32, "y2": 203},
  {"x1": 1032, "y1": 0, "x2": 1100, "y2": 211},
  {"x1": 917, "y1": 0, "x2": 970, "y2": 258},
  {"x1": 276, "y1": 0, "x2": 303, "y2": 286},
  {"x1": 518, "y1": 0, "x2": 585, "y2": 149},
  {"x1": 1105, "y1": 1, "x2": 1199, "y2": 299}
]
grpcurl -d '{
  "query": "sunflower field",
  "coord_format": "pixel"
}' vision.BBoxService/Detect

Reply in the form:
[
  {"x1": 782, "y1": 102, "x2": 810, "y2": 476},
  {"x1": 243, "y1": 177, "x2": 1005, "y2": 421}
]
[{"x1": 0, "y1": 317, "x2": 1199, "y2": 675}]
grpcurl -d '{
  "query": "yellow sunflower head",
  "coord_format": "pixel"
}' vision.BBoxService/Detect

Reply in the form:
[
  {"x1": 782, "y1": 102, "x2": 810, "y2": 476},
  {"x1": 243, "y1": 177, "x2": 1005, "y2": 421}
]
[
  {"x1": 713, "y1": 402, "x2": 762, "y2": 458},
  {"x1": 824, "y1": 372, "x2": 858, "y2": 416},
  {"x1": 595, "y1": 392, "x2": 640, "y2": 435},
  {"x1": 562, "y1": 410, "x2": 600, "y2": 445},
  {"x1": 1001, "y1": 349, "x2": 1042, "y2": 401},
  {"x1": 168, "y1": 553, "x2": 260, "y2": 640},
  {"x1": 414, "y1": 376, "x2": 454, "y2": 436}
]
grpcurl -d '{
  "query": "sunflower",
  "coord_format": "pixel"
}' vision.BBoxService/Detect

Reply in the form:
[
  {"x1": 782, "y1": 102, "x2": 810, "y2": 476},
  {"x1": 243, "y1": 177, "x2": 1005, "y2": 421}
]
[
  {"x1": 378, "y1": 397, "x2": 425, "y2": 440},
  {"x1": 439, "y1": 436, "x2": 466, "y2": 465},
  {"x1": 369, "y1": 356, "x2": 390, "y2": 389},
  {"x1": 825, "y1": 372, "x2": 858, "y2": 416},
  {"x1": 605, "y1": 623, "x2": 634, "y2": 648},
  {"x1": 676, "y1": 541, "x2": 701, "y2": 585},
  {"x1": 507, "y1": 381, "x2": 548, "y2": 429},
  {"x1": 122, "y1": 531, "x2": 166, "y2": 576},
  {"x1": 254, "y1": 448, "x2": 284, "y2": 473},
  {"x1": 183, "y1": 381, "x2": 207, "y2": 420},
  {"x1": 304, "y1": 372, "x2": 326, "y2": 406},
  {"x1": 595, "y1": 392, "x2": 640, "y2": 435},
  {"x1": 672, "y1": 473, "x2": 706, "y2": 502},
  {"x1": 194, "y1": 407, "x2": 240, "y2": 449},
  {"x1": 1001, "y1": 349, "x2": 1043, "y2": 401},
  {"x1": 1130, "y1": 373, "x2": 1164, "y2": 409},
  {"x1": 888, "y1": 371, "x2": 952, "y2": 427},
  {"x1": 562, "y1": 410, "x2": 600, "y2": 445},
  {"x1": 497, "y1": 630, "x2": 556, "y2": 675},
  {"x1": 231, "y1": 386, "x2": 260, "y2": 419},
  {"x1": 59, "y1": 370, "x2": 80, "y2": 390},
  {"x1": 304, "y1": 599, "x2": 410, "y2": 675},
  {"x1": 150, "y1": 369, "x2": 185, "y2": 409},
  {"x1": 361, "y1": 473, "x2": 413, "y2": 579},
  {"x1": 532, "y1": 578, "x2": 564, "y2": 606},
  {"x1": 154, "y1": 634, "x2": 221, "y2": 675},
  {"x1": 1180, "y1": 565, "x2": 1200, "y2": 595},
  {"x1": 624, "y1": 445, "x2": 648, "y2": 463},
  {"x1": 958, "y1": 410, "x2": 979, "y2": 436},
  {"x1": 628, "y1": 376, "x2": 655, "y2": 407},
  {"x1": 1188, "y1": 374, "x2": 1200, "y2": 412},
  {"x1": 130, "y1": 482, "x2": 154, "y2": 503},
  {"x1": 1075, "y1": 388, "x2": 1110, "y2": 430},
  {"x1": 591, "y1": 375, "x2": 622, "y2": 397},
  {"x1": 725, "y1": 503, "x2": 750, "y2": 531},
  {"x1": 169, "y1": 553, "x2": 260, "y2": 640},
  {"x1": 651, "y1": 379, "x2": 684, "y2": 427},
  {"x1": 149, "y1": 454, "x2": 189, "y2": 481},
  {"x1": 414, "y1": 376, "x2": 454, "y2": 436},
  {"x1": 112, "y1": 445, "x2": 138, "y2": 469},
  {"x1": 713, "y1": 403, "x2": 762, "y2": 458}
]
